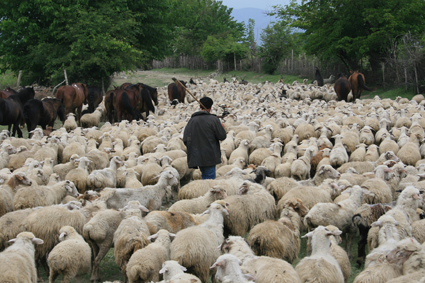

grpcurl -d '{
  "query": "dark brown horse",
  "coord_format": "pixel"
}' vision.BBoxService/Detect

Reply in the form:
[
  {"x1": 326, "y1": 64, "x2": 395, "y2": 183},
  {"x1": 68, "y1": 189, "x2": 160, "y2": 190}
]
[
  {"x1": 348, "y1": 71, "x2": 374, "y2": 100},
  {"x1": 114, "y1": 89, "x2": 140, "y2": 122},
  {"x1": 334, "y1": 73, "x2": 352, "y2": 102},
  {"x1": 105, "y1": 89, "x2": 116, "y2": 123},
  {"x1": 167, "y1": 80, "x2": 186, "y2": 105},
  {"x1": 23, "y1": 98, "x2": 65, "y2": 138},
  {"x1": 55, "y1": 83, "x2": 88, "y2": 124},
  {"x1": 0, "y1": 87, "x2": 17, "y2": 99},
  {"x1": 0, "y1": 97, "x2": 25, "y2": 137}
]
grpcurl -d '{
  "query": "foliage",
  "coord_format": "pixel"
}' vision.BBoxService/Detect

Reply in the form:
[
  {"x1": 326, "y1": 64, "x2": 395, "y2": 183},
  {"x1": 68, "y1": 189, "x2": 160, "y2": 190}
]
[
  {"x1": 274, "y1": 0, "x2": 425, "y2": 72},
  {"x1": 201, "y1": 34, "x2": 248, "y2": 64},
  {"x1": 0, "y1": 0, "x2": 174, "y2": 86},
  {"x1": 171, "y1": 0, "x2": 245, "y2": 56},
  {"x1": 258, "y1": 21, "x2": 301, "y2": 74}
]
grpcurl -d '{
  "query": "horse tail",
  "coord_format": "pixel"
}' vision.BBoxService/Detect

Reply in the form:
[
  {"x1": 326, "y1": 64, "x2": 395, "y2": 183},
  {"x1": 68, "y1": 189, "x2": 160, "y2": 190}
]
[
  {"x1": 121, "y1": 92, "x2": 136, "y2": 120},
  {"x1": 141, "y1": 89, "x2": 155, "y2": 114},
  {"x1": 172, "y1": 84, "x2": 179, "y2": 101},
  {"x1": 357, "y1": 74, "x2": 374, "y2": 91}
]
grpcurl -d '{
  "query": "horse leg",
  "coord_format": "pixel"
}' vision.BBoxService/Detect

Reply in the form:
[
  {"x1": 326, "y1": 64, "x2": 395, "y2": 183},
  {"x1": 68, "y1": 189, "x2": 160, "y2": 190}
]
[
  {"x1": 77, "y1": 106, "x2": 82, "y2": 126},
  {"x1": 8, "y1": 124, "x2": 13, "y2": 137},
  {"x1": 16, "y1": 122, "x2": 23, "y2": 138}
]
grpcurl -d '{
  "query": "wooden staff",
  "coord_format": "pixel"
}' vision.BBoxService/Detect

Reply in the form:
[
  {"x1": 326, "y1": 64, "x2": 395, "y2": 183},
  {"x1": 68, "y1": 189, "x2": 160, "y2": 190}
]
[{"x1": 172, "y1": 77, "x2": 206, "y2": 109}]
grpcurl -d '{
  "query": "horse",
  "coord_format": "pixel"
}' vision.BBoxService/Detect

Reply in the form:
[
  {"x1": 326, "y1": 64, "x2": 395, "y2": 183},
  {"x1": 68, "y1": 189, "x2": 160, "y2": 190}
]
[
  {"x1": 334, "y1": 73, "x2": 352, "y2": 102},
  {"x1": 167, "y1": 80, "x2": 186, "y2": 105},
  {"x1": 0, "y1": 87, "x2": 17, "y2": 98},
  {"x1": 23, "y1": 98, "x2": 65, "y2": 138},
  {"x1": 105, "y1": 90, "x2": 116, "y2": 123},
  {"x1": 313, "y1": 68, "x2": 324, "y2": 86},
  {"x1": 349, "y1": 71, "x2": 374, "y2": 100},
  {"x1": 0, "y1": 97, "x2": 25, "y2": 137},
  {"x1": 136, "y1": 84, "x2": 158, "y2": 121},
  {"x1": 114, "y1": 89, "x2": 140, "y2": 122},
  {"x1": 82, "y1": 86, "x2": 103, "y2": 115},
  {"x1": 8, "y1": 87, "x2": 35, "y2": 107},
  {"x1": 55, "y1": 83, "x2": 88, "y2": 125}
]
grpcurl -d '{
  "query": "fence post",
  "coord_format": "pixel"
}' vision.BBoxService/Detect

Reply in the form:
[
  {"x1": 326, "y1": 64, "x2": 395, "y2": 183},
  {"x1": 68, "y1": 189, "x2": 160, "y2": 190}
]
[
  {"x1": 16, "y1": 70, "x2": 22, "y2": 87},
  {"x1": 64, "y1": 69, "x2": 69, "y2": 85},
  {"x1": 382, "y1": 63, "x2": 385, "y2": 89},
  {"x1": 404, "y1": 67, "x2": 408, "y2": 91}
]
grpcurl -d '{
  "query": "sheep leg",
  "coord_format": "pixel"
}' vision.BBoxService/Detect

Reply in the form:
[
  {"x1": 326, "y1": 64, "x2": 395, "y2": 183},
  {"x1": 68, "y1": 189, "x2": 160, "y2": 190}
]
[
  {"x1": 356, "y1": 226, "x2": 369, "y2": 267},
  {"x1": 48, "y1": 270, "x2": 59, "y2": 283},
  {"x1": 90, "y1": 244, "x2": 111, "y2": 282}
]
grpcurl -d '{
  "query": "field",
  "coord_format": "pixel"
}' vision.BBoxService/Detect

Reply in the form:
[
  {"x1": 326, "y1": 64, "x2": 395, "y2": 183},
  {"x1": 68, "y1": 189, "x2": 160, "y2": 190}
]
[{"x1": 0, "y1": 68, "x2": 418, "y2": 282}]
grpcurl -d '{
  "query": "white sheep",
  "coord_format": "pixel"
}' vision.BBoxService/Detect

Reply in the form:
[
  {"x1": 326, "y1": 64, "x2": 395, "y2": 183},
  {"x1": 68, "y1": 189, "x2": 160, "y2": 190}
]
[
  {"x1": 87, "y1": 156, "x2": 124, "y2": 190},
  {"x1": 126, "y1": 229, "x2": 175, "y2": 283},
  {"x1": 291, "y1": 147, "x2": 314, "y2": 180},
  {"x1": 168, "y1": 185, "x2": 228, "y2": 214},
  {"x1": 47, "y1": 226, "x2": 91, "y2": 283},
  {"x1": 228, "y1": 139, "x2": 250, "y2": 165},
  {"x1": 13, "y1": 180, "x2": 79, "y2": 210},
  {"x1": 80, "y1": 107, "x2": 104, "y2": 128},
  {"x1": 65, "y1": 156, "x2": 91, "y2": 193},
  {"x1": 64, "y1": 113, "x2": 77, "y2": 132},
  {"x1": 330, "y1": 134, "x2": 349, "y2": 168},
  {"x1": 123, "y1": 168, "x2": 143, "y2": 188},
  {"x1": 0, "y1": 231, "x2": 44, "y2": 283},
  {"x1": 100, "y1": 170, "x2": 179, "y2": 211},
  {"x1": 170, "y1": 200, "x2": 229, "y2": 283},
  {"x1": 159, "y1": 260, "x2": 201, "y2": 283},
  {"x1": 211, "y1": 254, "x2": 255, "y2": 283},
  {"x1": 295, "y1": 226, "x2": 344, "y2": 283}
]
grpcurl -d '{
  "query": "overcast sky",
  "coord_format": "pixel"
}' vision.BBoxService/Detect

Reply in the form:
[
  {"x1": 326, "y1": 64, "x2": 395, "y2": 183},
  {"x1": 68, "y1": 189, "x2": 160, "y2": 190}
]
[{"x1": 220, "y1": 0, "x2": 291, "y2": 11}]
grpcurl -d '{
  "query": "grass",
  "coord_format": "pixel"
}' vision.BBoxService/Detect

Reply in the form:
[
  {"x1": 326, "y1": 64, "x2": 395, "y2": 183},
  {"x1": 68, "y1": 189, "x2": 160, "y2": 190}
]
[{"x1": 0, "y1": 70, "x2": 18, "y2": 89}]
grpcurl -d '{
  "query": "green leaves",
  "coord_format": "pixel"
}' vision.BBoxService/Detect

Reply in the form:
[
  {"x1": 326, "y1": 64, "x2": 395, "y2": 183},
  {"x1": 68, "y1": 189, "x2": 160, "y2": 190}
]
[{"x1": 0, "y1": 0, "x2": 174, "y2": 86}]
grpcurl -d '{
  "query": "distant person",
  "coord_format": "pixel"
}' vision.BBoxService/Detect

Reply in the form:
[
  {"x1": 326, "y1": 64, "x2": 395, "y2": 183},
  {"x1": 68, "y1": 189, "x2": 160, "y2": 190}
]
[{"x1": 183, "y1": 97, "x2": 227, "y2": 179}]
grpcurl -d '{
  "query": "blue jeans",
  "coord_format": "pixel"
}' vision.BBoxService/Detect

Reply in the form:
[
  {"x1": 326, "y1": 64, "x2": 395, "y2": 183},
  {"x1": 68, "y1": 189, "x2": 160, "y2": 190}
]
[{"x1": 199, "y1": 166, "x2": 216, "y2": 179}]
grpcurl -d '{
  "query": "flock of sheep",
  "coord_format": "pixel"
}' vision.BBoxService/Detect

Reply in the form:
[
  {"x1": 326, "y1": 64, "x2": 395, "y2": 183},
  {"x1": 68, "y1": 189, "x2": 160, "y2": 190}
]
[{"x1": 1, "y1": 77, "x2": 425, "y2": 283}]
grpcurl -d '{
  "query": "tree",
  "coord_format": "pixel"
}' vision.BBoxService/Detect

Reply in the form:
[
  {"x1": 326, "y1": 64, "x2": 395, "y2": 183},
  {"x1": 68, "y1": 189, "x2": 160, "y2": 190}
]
[
  {"x1": 258, "y1": 21, "x2": 300, "y2": 74},
  {"x1": 201, "y1": 34, "x2": 248, "y2": 68},
  {"x1": 171, "y1": 0, "x2": 245, "y2": 56},
  {"x1": 0, "y1": 0, "x2": 174, "y2": 86},
  {"x1": 275, "y1": 0, "x2": 425, "y2": 72}
]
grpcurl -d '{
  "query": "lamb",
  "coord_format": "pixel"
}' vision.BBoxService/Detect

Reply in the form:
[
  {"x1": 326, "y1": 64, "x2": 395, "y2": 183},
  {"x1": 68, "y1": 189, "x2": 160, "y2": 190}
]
[
  {"x1": 21, "y1": 199, "x2": 106, "y2": 275},
  {"x1": 228, "y1": 139, "x2": 250, "y2": 165},
  {"x1": 47, "y1": 226, "x2": 91, "y2": 283},
  {"x1": 368, "y1": 186, "x2": 422, "y2": 251},
  {"x1": 337, "y1": 161, "x2": 375, "y2": 174},
  {"x1": 87, "y1": 156, "x2": 124, "y2": 190},
  {"x1": 123, "y1": 168, "x2": 143, "y2": 188},
  {"x1": 41, "y1": 157, "x2": 54, "y2": 179},
  {"x1": 298, "y1": 164, "x2": 341, "y2": 186},
  {"x1": 65, "y1": 156, "x2": 91, "y2": 193},
  {"x1": 266, "y1": 176, "x2": 299, "y2": 202},
  {"x1": 364, "y1": 214, "x2": 401, "y2": 268},
  {"x1": 360, "y1": 165, "x2": 393, "y2": 204},
  {"x1": 113, "y1": 201, "x2": 151, "y2": 282},
  {"x1": 145, "y1": 211, "x2": 197, "y2": 234},
  {"x1": 159, "y1": 260, "x2": 201, "y2": 283},
  {"x1": 0, "y1": 231, "x2": 44, "y2": 283},
  {"x1": 64, "y1": 113, "x2": 77, "y2": 132},
  {"x1": 168, "y1": 185, "x2": 228, "y2": 214},
  {"x1": 62, "y1": 142, "x2": 86, "y2": 166},
  {"x1": 83, "y1": 200, "x2": 143, "y2": 282},
  {"x1": 211, "y1": 254, "x2": 255, "y2": 283},
  {"x1": 220, "y1": 235, "x2": 302, "y2": 283},
  {"x1": 170, "y1": 201, "x2": 230, "y2": 283},
  {"x1": 126, "y1": 229, "x2": 175, "y2": 283},
  {"x1": 220, "y1": 130, "x2": 235, "y2": 159},
  {"x1": 53, "y1": 154, "x2": 79, "y2": 180},
  {"x1": 295, "y1": 226, "x2": 344, "y2": 283},
  {"x1": 359, "y1": 125, "x2": 375, "y2": 145},
  {"x1": 291, "y1": 147, "x2": 314, "y2": 180},
  {"x1": 223, "y1": 181, "x2": 276, "y2": 237},
  {"x1": 304, "y1": 185, "x2": 371, "y2": 259},
  {"x1": 397, "y1": 134, "x2": 422, "y2": 166},
  {"x1": 260, "y1": 153, "x2": 281, "y2": 177},
  {"x1": 100, "y1": 170, "x2": 179, "y2": 211},
  {"x1": 247, "y1": 198, "x2": 309, "y2": 263},
  {"x1": 364, "y1": 144, "x2": 380, "y2": 162},
  {"x1": 349, "y1": 143, "x2": 367, "y2": 162},
  {"x1": 277, "y1": 183, "x2": 333, "y2": 212},
  {"x1": 330, "y1": 134, "x2": 349, "y2": 168},
  {"x1": 324, "y1": 225, "x2": 352, "y2": 283},
  {"x1": 13, "y1": 180, "x2": 79, "y2": 210},
  {"x1": 80, "y1": 107, "x2": 104, "y2": 128},
  {"x1": 140, "y1": 156, "x2": 163, "y2": 186}
]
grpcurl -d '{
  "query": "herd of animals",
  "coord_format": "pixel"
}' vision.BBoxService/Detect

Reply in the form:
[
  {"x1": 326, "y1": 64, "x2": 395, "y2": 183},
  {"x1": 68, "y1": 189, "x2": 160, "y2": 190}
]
[{"x1": 1, "y1": 70, "x2": 425, "y2": 283}]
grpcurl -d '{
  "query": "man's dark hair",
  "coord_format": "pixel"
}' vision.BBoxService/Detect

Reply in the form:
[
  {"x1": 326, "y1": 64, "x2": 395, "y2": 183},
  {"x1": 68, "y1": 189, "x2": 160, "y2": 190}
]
[{"x1": 200, "y1": 97, "x2": 213, "y2": 110}]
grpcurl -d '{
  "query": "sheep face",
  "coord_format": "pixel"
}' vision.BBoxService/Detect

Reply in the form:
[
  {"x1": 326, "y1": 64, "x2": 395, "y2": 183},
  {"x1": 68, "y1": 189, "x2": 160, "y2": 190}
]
[
  {"x1": 386, "y1": 238, "x2": 421, "y2": 266},
  {"x1": 317, "y1": 165, "x2": 340, "y2": 179},
  {"x1": 282, "y1": 198, "x2": 309, "y2": 217}
]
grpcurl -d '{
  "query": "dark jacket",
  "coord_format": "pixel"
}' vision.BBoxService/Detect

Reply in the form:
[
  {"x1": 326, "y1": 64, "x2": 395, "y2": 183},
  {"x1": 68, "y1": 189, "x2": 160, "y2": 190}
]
[{"x1": 183, "y1": 110, "x2": 227, "y2": 168}]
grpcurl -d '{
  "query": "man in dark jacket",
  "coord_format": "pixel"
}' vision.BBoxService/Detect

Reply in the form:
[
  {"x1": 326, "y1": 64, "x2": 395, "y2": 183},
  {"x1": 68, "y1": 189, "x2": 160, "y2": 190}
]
[{"x1": 183, "y1": 97, "x2": 227, "y2": 179}]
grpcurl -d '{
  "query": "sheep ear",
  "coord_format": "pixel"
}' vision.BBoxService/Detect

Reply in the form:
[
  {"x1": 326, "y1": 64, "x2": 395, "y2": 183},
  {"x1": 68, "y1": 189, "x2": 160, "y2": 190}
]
[
  {"x1": 302, "y1": 231, "x2": 314, "y2": 238},
  {"x1": 200, "y1": 208, "x2": 210, "y2": 216},
  {"x1": 371, "y1": 220, "x2": 383, "y2": 227},
  {"x1": 159, "y1": 267, "x2": 167, "y2": 274},
  {"x1": 169, "y1": 232, "x2": 176, "y2": 238},
  {"x1": 148, "y1": 233, "x2": 158, "y2": 241},
  {"x1": 8, "y1": 238, "x2": 16, "y2": 243},
  {"x1": 139, "y1": 205, "x2": 149, "y2": 213},
  {"x1": 59, "y1": 232, "x2": 67, "y2": 241},
  {"x1": 327, "y1": 230, "x2": 342, "y2": 237},
  {"x1": 244, "y1": 274, "x2": 256, "y2": 281},
  {"x1": 210, "y1": 260, "x2": 225, "y2": 269},
  {"x1": 32, "y1": 238, "x2": 44, "y2": 245}
]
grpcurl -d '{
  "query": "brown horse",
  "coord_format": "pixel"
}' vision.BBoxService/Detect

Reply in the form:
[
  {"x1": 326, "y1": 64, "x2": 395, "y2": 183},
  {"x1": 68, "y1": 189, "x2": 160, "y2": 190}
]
[
  {"x1": 114, "y1": 89, "x2": 140, "y2": 122},
  {"x1": 167, "y1": 80, "x2": 186, "y2": 105},
  {"x1": 334, "y1": 73, "x2": 352, "y2": 102},
  {"x1": 348, "y1": 71, "x2": 374, "y2": 100},
  {"x1": 55, "y1": 83, "x2": 88, "y2": 124},
  {"x1": 105, "y1": 89, "x2": 116, "y2": 123},
  {"x1": 0, "y1": 87, "x2": 17, "y2": 99}
]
